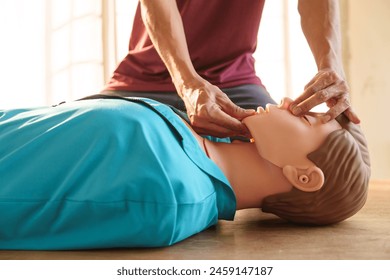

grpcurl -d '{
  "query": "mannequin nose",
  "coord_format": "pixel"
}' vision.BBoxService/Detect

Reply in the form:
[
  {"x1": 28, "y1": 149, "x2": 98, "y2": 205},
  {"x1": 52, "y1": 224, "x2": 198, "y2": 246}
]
[{"x1": 278, "y1": 97, "x2": 293, "y2": 109}]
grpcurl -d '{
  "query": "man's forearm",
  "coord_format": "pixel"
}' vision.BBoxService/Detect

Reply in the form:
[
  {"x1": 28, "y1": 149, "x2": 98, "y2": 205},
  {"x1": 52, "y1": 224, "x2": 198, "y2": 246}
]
[
  {"x1": 298, "y1": 0, "x2": 345, "y2": 77},
  {"x1": 139, "y1": 0, "x2": 199, "y2": 95}
]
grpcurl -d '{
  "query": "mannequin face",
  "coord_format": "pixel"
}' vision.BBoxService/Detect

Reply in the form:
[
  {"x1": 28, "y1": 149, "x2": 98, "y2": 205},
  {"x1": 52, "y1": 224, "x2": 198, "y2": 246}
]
[{"x1": 243, "y1": 98, "x2": 342, "y2": 169}]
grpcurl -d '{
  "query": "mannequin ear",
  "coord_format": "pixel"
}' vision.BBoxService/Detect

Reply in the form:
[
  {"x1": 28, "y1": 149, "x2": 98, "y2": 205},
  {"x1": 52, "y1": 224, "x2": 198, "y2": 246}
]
[{"x1": 282, "y1": 165, "x2": 324, "y2": 192}]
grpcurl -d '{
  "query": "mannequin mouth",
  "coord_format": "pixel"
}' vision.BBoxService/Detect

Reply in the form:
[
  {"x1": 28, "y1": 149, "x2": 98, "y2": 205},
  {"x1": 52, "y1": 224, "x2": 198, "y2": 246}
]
[
  {"x1": 256, "y1": 104, "x2": 270, "y2": 114},
  {"x1": 256, "y1": 107, "x2": 265, "y2": 114}
]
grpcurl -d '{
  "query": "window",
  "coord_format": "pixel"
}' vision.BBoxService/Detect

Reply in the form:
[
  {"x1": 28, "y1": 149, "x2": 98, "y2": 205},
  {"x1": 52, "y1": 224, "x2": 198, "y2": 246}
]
[
  {"x1": 256, "y1": 0, "x2": 317, "y2": 104},
  {"x1": 0, "y1": 0, "x2": 46, "y2": 108},
  {"x1": 46, "y1": 0, "x2": 104, "y2": 104}
]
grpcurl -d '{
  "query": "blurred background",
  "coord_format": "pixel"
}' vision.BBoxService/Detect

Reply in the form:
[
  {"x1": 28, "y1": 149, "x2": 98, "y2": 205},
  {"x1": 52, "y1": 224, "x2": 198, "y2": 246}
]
[{"x1": 0, "y1": 0, "x2": 388, "y2": 181}]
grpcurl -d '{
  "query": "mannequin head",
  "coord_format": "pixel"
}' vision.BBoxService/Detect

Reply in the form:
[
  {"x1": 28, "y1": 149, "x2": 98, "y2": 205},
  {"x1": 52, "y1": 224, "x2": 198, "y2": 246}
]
[{"x1": 243, "y1": 98, "x2": 370, "y2": 225}]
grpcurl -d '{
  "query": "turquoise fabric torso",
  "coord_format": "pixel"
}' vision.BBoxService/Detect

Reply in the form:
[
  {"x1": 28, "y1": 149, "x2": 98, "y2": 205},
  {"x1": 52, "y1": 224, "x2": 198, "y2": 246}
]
[{"x1": 0, "y1": 98, "x2": 236, "y2": 250}]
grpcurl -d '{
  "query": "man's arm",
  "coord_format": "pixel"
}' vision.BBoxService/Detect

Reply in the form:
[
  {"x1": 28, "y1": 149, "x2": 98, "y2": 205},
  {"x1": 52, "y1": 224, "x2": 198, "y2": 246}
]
[
  {"x1": 139, "y1": 0, "x2": 254, "y2": 137},
  {"x1": 290, "y1": 0, "x2": 360, "y2": 124}
]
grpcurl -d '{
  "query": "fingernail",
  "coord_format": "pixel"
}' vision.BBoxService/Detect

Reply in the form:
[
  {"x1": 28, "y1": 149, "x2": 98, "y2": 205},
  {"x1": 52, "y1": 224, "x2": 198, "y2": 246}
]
[
  {"x1": 245, "y1": 109, "x2": 256, "y2": 114},
  {"x1": 292, "y1": 107, "x2": 302, "y2": 115}
]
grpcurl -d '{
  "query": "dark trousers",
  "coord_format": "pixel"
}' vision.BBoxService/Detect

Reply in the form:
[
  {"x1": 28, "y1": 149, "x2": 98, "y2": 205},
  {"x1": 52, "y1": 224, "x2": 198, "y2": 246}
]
[{"x1": 101, "y1": 84, "x2": 276, "y2": 112}]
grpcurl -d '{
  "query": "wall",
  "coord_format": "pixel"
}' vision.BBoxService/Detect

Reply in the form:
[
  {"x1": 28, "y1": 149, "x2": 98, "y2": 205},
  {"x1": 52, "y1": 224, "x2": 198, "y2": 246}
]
[{"x1": 342, "y1": 0, "x2": 390, "y2": 180}]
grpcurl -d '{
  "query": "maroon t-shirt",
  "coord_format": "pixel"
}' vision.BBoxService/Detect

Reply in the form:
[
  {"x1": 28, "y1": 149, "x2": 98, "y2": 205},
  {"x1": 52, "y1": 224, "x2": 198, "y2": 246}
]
[{"x1": 105, "y1": 0, "x2": 265, "y2": 92}]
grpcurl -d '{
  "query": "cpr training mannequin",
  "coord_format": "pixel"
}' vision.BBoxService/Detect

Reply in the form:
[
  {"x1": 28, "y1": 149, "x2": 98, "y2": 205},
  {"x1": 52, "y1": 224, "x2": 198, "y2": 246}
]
[
  {"x1": 0, "y1": 95, "x2": 370, "y2": 250},
  {"x1": 223, "y1": 97, "x2": 370, "y2": 225}
]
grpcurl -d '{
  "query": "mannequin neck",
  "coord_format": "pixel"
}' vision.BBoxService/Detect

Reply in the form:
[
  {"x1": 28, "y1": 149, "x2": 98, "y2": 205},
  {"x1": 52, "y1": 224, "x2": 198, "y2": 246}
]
[
  {"x1": 181, "y1": 120, "x2": 293, "y2": 210},
  {"x1": 204, "y1": 139, "x2": 293, "y2": 210}
]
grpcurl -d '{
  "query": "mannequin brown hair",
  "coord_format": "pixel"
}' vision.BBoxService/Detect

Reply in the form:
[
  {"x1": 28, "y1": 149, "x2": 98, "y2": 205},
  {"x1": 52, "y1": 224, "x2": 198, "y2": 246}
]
[{"x1": 261, "y1": 114, "x2": 371, "y2": 225}]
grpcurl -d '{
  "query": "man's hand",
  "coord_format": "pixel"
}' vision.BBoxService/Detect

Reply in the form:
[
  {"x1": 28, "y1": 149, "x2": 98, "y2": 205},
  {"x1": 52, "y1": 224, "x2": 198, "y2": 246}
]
[
  {"x1": 139, "y1": 0, "x2": 254, "y2": 137},
  {"x1": 180, "y1": 79, "x2": 255, "y2": 138},
  {"x1": 296, "y1": 0, "x2": 360, "y2": 124},
  {"x1": 289, "y1": 69, "x2": 360, "y2": 124}
]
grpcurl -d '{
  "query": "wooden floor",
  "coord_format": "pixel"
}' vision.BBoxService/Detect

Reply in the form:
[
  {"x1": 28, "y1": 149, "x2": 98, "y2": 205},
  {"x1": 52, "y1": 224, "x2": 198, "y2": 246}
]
[{"x1": 1, "y1": 181, "x2": 389, "y2": 260}]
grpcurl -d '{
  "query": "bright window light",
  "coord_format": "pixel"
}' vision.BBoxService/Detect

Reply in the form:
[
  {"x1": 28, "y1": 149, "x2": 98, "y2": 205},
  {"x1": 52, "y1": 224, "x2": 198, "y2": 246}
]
[{"x1": 0, "y1": 0, "x2": 46, "y2": 108}]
